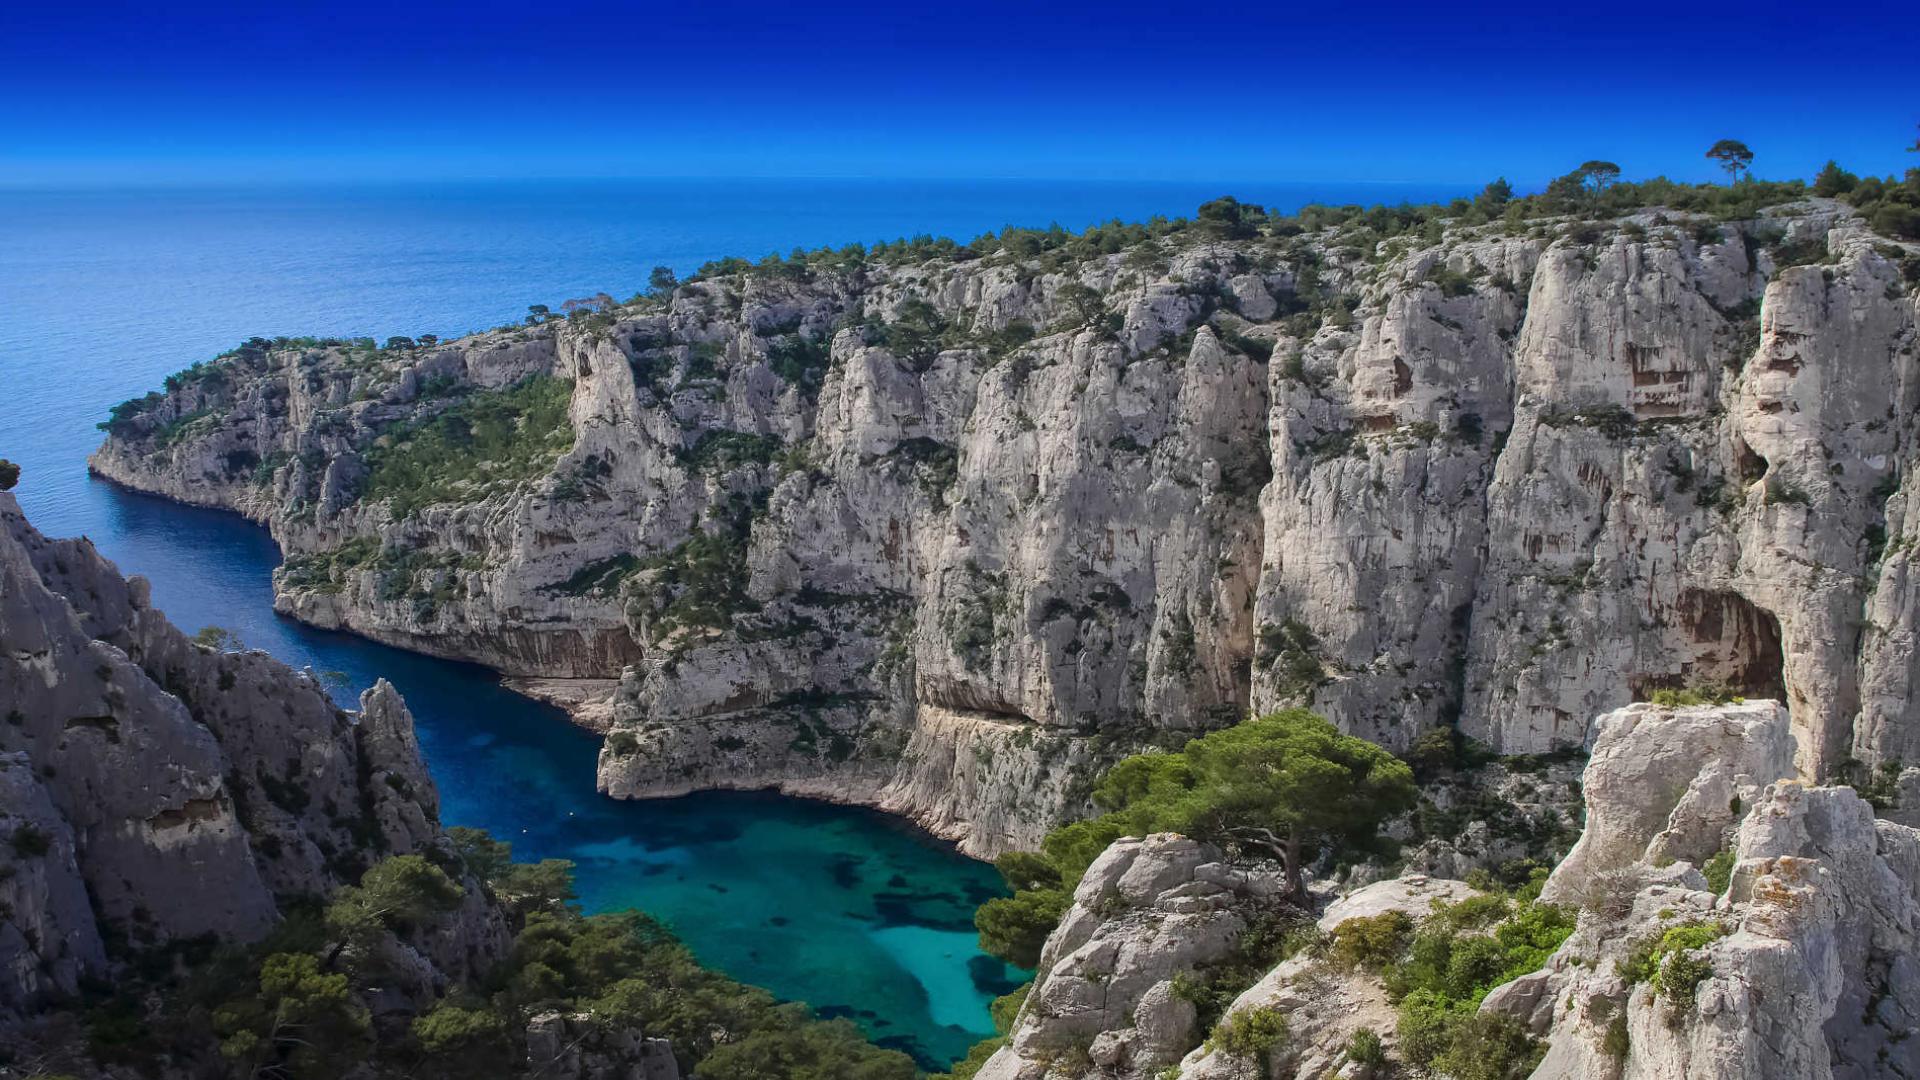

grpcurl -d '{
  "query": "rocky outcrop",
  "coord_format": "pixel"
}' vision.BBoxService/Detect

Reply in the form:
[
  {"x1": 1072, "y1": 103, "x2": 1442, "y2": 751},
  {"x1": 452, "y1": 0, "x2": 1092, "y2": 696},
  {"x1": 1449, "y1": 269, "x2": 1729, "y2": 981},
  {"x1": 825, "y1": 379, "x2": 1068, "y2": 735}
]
[
  {"x1": 973, "y1": 701, "x2": 1920, "y2": 1079},
  {"x1": 1488, "y1": 700, "x2": 1920, "y2": 1080},
  {"x1": 526, "y1": 1011, "x2": 682, "y2": 1080},
  {"x1": 1176, "y1": 877, "x2": 1483, "y2": 1080},
  {"x1": 0, "y1": 491, "x2": 499, "y2": 1028},
  {"x1": 90, "y1": 202, "x2": 1920, "y2": 852},
  {"x1": 978, "y1": 835, "x2": 1287, "y2": 1080}
]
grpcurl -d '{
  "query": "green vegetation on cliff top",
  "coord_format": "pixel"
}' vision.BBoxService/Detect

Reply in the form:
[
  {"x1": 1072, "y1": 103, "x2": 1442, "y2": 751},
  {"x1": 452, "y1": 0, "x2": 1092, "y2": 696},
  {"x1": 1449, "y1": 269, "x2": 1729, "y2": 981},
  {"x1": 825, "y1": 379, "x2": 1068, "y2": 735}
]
[{"x1": 361, "y1": 374, "x2": 575, "y2": 518}]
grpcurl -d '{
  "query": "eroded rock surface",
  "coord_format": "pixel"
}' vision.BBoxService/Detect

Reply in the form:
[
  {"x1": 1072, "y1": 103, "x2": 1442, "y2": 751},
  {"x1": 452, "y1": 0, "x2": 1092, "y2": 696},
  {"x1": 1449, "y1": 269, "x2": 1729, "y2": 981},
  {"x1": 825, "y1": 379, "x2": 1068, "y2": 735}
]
[
  {"x1": 89, "y1": 202, "x2": 1920, "y2": 852},
  {"x1": 0, "y1": 492, "x2": 520, "y2": 1046},
  {"x1": 977, "y1": 834, "x2": 1286, "y2": 1080},
  {"x1": 1492, "y1": 701, "x2": 1920, "y2": 1080}
]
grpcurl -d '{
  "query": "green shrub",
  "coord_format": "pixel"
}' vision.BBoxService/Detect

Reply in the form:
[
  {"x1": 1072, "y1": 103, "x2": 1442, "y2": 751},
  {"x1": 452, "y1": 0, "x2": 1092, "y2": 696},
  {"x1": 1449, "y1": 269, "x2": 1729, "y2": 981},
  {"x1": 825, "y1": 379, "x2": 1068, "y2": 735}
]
[
  {"x1": 1618, "y1": 920, "x2": 1726, "y2": 1011},
  {"x1": 411, "y1": 1004, "x2": 510, "y2": 1074},
  {"x1": 1345, "y1": 1026, "x2": 1387, "y2": 1065},
  {"x1": 1701, "y1": 849, "x2": 1735, "y2": 895},
  {"x1": 975, "y1": 711, "x2": 1414, "y2": 974},
  {"x1": 638, "y1": 529, "x2": 759, "y2": 637},
  {"x1": 1603, "y1": 1012, "x2": 1631, "y2": 1058},
  {"x1": 1395, "y1": 989, "x2": 1462, "y2": 1065},
  {"x1": 0, "y1": 458, "x2": 18, "y2": 491},
  {"x1": 11, "y1": 824, "x2": 52, "y2": 857},
  {"x1": 989, "y1": 984, "x2": 1030, "y2": 1033},
  {"x1": 1329, "y1": 911, "x2": 1414, "y2": 972},
  {"x1": 678, "y1": 430, "x2": 783, "y2": 474},
  {"x1": 362, "y1": 375, "x2": 575, "y2": 518},
  {"x1": 974, "y1": 888, "x2": 1070, "y2": 968},
  {"x1": 1646, "y1": 684, "x2": 1741, "y2": 707},
  {"x1": 1380, "y1": 896, "x2": 1574, "y2": 1070},
  {"x1": 1432, "y1": 1011, "x2": 1545, "y2": 1080},
  {"x1": 1209, "y1": 1005, "x2": 1289, "y2": 1057},
  {"x1": 544, "y1": 554, "x2": 641, "y2": 597}
]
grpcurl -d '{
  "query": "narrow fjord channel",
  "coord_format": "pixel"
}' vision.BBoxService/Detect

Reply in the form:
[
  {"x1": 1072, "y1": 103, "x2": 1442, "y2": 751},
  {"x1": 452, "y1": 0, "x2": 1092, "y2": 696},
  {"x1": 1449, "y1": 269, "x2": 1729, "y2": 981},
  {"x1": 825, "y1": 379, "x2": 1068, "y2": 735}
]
[{"x1": 34, "y1": 486, "x2": 1020, "y2": 1067}]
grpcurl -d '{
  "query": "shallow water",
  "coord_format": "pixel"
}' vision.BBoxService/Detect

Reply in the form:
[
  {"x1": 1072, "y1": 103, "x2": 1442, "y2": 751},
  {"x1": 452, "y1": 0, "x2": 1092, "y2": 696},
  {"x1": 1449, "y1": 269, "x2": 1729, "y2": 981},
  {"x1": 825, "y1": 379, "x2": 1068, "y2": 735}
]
[{"x1": 0, "y1": 177, "x2": 1467, "y2": 1065}]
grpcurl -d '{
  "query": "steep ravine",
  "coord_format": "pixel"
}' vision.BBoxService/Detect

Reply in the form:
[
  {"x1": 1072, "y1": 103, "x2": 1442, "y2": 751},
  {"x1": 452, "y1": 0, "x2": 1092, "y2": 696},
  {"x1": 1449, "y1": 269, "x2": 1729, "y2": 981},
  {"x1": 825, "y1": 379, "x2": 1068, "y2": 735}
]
[{"x1": 90, "y1": 196, "x2": 1920, "y2": 855}]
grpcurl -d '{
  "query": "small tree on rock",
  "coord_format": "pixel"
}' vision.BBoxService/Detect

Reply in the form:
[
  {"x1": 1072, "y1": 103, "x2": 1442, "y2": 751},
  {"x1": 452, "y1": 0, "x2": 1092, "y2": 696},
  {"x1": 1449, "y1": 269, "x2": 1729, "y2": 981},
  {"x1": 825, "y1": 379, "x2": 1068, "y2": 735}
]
[
  {"x1": 1706, "y1": 139, "x2": 1754, "y2": 183},
  {"x1": 1095, "y1": 709, "x2": 1417, "y2": 899},
  {"x1": 1577, "y1": 160, "x2": 1621, "y2": 193}
]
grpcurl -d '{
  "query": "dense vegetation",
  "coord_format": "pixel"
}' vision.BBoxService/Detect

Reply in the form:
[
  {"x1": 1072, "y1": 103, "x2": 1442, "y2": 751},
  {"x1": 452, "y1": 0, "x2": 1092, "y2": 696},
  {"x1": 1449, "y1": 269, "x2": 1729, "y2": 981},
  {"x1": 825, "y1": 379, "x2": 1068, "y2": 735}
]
[
  {"x1": 973, "y1": 710, "x2": 1416, "y2": 969},
  {"x1": 57, "y1": 831, "x2": 915, "y2": 1080},
  {"x1": 661, "y1": 146, "x2": 1917, "y2": 295},
  {"x1": 1325, "y1": 882, "x2": 1576, "y2": 1079},
  {"x1": 361, "y1": 375, "x2": 575, "y2": 517},
  {"x1": 947, "y1": 712, "x2": 1586, "y2": 1078}
]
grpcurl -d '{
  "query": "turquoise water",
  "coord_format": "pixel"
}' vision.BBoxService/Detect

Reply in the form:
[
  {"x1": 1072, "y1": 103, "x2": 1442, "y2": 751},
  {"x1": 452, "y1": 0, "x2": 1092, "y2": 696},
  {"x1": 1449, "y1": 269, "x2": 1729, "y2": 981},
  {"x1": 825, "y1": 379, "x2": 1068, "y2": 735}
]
[{"x1": 0, "y1": 178, "x2": 1467, "y2": 1066}]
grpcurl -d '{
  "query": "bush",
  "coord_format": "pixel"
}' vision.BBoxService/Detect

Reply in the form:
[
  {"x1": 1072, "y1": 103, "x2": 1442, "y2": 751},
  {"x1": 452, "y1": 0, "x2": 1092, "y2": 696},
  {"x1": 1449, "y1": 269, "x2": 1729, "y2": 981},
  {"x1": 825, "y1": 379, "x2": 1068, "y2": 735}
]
[
  {"x1": 1395, "y1": 989, "x2": 1461, "y2": 1065},
  {"x1": 974, "y1": 887, "x2": 1069, "y2": 968},
  {"x1": 362, "y1": 375, "x2": 575, "y2": 518},
  {"x1": 975, "y1": 711, "x2": 1415, "y2": 971},
  {"x1": 1329, "y1": 911, "x2": 1414, "y2": 972},
  {"x1": 1346, "y1": 1026, "x2": 1387, "y2": 1066},
  {"x1": 411, "y1": 1004, "x2": 510, "y2": 1074},
  {"x1": 1647, "y1": 684, "x2": 1740, "y2": 707},
  {"x1": 1701, "y1": 849, "x2": 1735, "y2": 895},
  {"x1": 0, "y1": 458, "x2": 18, "y2": 490},
  {"x1": 1603, "y1": 1012, "x2": 1631, "y2": 1058},
  {"x1": 1432, "y1": 1011, "x2": 1545, "y2": 1080},
  {"x1": 1618, "y1": 920, "x2": 1726, "y2": 1011},
  {"x1": 1379, "y1": 895, "x2": 1574, "y2": 1069},
  {"x1": 1208, "y1": 1005, "x2": 1289, "y2": 1057},
  {"x1": 11, "y1": 824, "x2": 52, "y2": 857}
]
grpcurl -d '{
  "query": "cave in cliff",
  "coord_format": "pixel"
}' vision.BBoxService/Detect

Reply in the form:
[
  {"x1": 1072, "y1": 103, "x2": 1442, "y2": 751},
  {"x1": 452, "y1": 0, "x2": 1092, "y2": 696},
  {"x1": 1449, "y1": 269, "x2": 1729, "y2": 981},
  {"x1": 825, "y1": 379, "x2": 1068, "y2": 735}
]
[{"x1": 1645, "y1": 588, "x2": 1788, "y2": 704}]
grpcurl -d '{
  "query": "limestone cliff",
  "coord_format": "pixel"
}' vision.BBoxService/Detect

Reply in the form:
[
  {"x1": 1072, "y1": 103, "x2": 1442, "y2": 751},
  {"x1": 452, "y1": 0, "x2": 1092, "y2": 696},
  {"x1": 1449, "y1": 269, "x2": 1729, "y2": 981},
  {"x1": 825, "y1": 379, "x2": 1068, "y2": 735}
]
[
  {"x1": 0, "y1": 489, "x2": 500, "y2": 1028},
  {"x1": 90, "y1": 198, "x2": 1920, "y2": 853},
  {"x1": 0, "y1": 492, "x2": 703, "y2": 1080},
  {"x1": 1502, "y1": 701, "x2": 1920, "y2": 1080},
  {"x1": 980, "y1": 702, "x2": 1920, "y2": 1079}
]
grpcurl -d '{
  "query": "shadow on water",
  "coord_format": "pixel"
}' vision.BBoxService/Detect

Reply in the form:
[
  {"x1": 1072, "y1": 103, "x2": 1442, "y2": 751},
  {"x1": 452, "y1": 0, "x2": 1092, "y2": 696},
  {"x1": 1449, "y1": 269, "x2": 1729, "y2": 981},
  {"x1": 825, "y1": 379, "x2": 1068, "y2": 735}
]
[{"x1": 54, "y1": 480, "x2": 1020, "y2": 1069}]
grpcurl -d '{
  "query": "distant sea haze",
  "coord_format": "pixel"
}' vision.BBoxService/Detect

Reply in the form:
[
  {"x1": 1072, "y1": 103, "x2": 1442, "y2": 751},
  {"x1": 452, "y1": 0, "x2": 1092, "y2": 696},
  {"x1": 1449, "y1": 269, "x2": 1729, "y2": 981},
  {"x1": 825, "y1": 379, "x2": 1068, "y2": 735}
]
[{"x1": 0, "y1": 175, "x2": 1468, "y2": 1068}]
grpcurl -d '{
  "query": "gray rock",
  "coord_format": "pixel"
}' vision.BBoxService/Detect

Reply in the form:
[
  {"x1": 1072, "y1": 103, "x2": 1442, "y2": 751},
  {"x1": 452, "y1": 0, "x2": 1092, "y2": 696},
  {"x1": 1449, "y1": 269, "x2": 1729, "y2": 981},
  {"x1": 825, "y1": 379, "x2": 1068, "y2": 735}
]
[
  {"x1": 87, "y1": 204, "x2": 1920, "y2": 856},
  {"x1": 978, "y1": 834, "x2": 1280, "y2": 1080},
  {"x1": 1505, "y1": 701, "x2": 1920, "y2": 1080}
]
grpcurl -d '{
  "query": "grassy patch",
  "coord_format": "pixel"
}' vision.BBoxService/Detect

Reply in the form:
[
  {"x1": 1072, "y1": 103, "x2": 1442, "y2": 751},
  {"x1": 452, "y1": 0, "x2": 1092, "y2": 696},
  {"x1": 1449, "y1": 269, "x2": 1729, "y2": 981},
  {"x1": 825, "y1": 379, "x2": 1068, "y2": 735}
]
[{"x1": 362, "y1": 375, "x2": 574, "y2": 517}]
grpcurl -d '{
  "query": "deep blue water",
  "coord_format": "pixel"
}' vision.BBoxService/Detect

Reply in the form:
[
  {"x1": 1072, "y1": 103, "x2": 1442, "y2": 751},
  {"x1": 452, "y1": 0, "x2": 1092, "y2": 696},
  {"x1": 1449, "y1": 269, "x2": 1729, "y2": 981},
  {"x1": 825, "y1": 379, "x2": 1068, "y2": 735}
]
[{"x1": 0, "y1": 177, "x2": 1468, "y2": 1066}]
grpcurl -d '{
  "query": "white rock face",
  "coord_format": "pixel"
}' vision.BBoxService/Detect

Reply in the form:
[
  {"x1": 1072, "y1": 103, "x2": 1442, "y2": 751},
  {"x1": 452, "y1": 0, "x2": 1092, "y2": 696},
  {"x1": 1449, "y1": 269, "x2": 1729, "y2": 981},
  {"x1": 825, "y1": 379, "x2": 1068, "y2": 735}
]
[
  {"x1": 1538, "y1": 700, "x2": 1795, "y2": 905},
  {"x1": 978, "y1": 835, "x2": 1286, "y2": 1080},
  {"x1": 1314, "y1": 874, "x2": 1481, "y2": 930},
  {"x1": 88, "y1": 203, "x2": 1920, "y2": 851},
  {"x1": 1178, "y1": 874, "x2": 1485, "y2": 1080},
  {"x1": 1490, "y1": 701, "x2": 1920, "y2": 1080},
  {"x1": 0, "y1": 492, "x2": 504, "y2": 1030},
  {"x1": 985, "y1": 701, "x2": 1920, "y2": 1080}
]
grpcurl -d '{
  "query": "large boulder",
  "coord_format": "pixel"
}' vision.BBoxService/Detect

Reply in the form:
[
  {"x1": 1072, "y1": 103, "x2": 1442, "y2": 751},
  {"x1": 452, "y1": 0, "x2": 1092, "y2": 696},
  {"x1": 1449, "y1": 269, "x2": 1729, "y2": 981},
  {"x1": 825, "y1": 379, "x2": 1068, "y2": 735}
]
[
  {"x1": 976, "y1": 834, "x2": 1285, "y2": 1080},
  {"x1": 1485, "y1": 701, "x2": 1920, "y2": 1080},
  {"x1": 1539, "y1": 700, "x2": 1794, "y2": 906}
]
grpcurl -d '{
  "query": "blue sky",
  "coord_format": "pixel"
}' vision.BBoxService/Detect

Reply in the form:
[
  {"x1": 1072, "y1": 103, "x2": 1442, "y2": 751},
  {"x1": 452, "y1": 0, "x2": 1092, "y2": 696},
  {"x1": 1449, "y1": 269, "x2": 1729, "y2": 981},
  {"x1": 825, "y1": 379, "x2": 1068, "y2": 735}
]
[{"x1": 3, "y1": 0, "x2": 1915, "y2": 188}]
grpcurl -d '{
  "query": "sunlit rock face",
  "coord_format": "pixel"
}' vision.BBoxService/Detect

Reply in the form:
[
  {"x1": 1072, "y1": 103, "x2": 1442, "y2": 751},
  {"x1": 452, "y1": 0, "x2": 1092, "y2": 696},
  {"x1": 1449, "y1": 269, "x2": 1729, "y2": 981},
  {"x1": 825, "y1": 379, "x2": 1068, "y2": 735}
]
[
  {"x1": 0, "y1": 492, "x2": 502, "y2": 1029},
  {"x1": 92, "y1": 200, "x2": 1920, "y2": 853},
  {"x1": 1498, "y1": 700, "x2": 1920, "y2": 1080}
]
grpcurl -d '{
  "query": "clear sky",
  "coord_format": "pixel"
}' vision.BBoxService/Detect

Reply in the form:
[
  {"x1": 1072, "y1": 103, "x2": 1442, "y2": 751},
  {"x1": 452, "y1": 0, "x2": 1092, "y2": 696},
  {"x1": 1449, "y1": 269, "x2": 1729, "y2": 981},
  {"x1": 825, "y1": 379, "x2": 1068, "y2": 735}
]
[{"x1": 3, "y1": 0, "x2": 1915, "y2": 188}]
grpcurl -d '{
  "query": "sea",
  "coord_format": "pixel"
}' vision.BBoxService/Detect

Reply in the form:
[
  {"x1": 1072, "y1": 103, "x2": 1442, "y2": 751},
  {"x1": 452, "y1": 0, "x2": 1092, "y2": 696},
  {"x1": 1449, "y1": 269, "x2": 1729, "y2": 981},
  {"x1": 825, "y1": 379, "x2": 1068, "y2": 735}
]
[{"x1": 0, "y1": 176, "x2": 1468, "y2": 1066}]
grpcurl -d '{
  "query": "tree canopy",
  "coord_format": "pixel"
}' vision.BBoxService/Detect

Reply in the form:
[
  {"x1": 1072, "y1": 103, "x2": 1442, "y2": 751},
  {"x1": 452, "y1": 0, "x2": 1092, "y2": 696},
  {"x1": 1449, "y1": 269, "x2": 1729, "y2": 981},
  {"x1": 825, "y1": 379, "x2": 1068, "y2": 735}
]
[
  {"x1": 975, "y1": 710, "x2": 1417, "y2": 966},
  {"x1": 1706, "y1": 139, "x2": 1754, "y2": 181}
]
